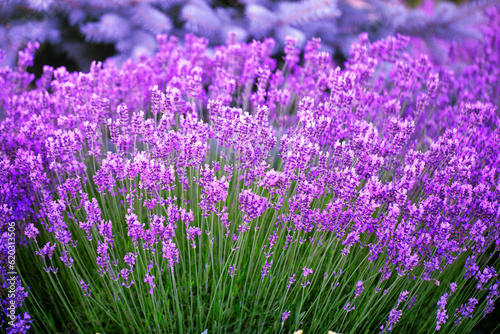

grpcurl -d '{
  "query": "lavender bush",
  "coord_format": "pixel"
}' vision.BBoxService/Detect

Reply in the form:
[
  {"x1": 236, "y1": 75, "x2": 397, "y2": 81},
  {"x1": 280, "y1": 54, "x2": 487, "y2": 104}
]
[{"x1": 1, "y1": 5, "x2": 500, "y2": 334}]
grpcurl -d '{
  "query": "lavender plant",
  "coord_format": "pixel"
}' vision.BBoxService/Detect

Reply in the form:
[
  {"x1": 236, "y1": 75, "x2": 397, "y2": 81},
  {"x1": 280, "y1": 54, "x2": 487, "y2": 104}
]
[{"x1": 1, "y1": 5, "x2": 500, "y2": 334}]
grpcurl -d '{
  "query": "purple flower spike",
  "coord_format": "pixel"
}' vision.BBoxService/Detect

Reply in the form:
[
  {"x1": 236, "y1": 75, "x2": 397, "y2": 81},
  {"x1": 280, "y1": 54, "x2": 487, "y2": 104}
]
[
  {"x1": 261, "y1": 260, "x2": 273, "y2": 280},
  {"x1": 24, "y1": 223, "x2": 39, "y2": 240},
  {"x1": 302, "y1": 267, "x2": 313, "y2": 277},
  {"x1": 397, "y1": 291, "x2": 409, "y2": 307},
  {"x1": 435, "y1": 292, "x2": 449, "y2": 330},
  {"x1": 380, "y1": 308, "x2": 402, "y2": 333},
  {"x1": 186, "y1": 226, "x2": 202, "y2": 240},
  {"x1": 354, "y1": 281, "x2": 364, "y2": 298},
  {"x1": 124, "y1": 252, "x2": 136, "y2": 267},
  {"x1": 344, "y1": 302, "x2": 355, "y2": 312},
  {"x1": 287, "y1": 274, "x2": 296, "y2": 290},
  {"x1": 282, "y1": 310, "x2": 290, "y2": 324},
  {"x1": 228, "y1": 265, "x2": 236, "y2": 277},
  {"x1": 80, "y1": 279, "x2": 91, "y2": 297}
]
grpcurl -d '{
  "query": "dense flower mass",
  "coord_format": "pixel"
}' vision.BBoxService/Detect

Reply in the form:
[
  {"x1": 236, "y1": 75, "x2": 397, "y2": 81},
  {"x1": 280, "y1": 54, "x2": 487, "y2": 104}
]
[{"x1": 0, "y1": 4, "x2": 500, "y2": 334}]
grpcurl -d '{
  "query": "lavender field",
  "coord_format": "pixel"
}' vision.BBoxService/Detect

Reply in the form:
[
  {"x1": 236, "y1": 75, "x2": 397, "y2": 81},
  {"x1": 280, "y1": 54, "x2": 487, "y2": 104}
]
[{"x1": 1, "y1": 1, "x2": 500, "y2": 333}]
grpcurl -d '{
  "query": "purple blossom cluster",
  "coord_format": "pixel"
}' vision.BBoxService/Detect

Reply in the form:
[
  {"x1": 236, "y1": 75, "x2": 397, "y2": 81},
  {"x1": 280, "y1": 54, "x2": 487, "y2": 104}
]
[
  {"x1": 436, "y1": 292, "x2": 449, "y2": 330},
  {"x1": 1, "y1": 4, "x2": 500, "y2": 333}
]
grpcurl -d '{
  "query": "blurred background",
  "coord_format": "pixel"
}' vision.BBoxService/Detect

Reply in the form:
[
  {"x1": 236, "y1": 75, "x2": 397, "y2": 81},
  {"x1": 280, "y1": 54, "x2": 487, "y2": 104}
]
[{"x1": 0, "y1": 0, "x2": 494, "y2": 74}]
